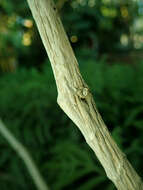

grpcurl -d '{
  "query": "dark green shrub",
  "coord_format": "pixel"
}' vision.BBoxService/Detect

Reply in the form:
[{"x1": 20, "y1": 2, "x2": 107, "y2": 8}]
[{"x1": 0, "y1": 60, "x2": 143, "y2": 189}]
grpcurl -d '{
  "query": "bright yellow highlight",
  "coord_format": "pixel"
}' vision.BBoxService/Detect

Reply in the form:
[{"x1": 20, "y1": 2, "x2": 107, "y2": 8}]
[
  {"x1": 101, "y1": 6, "x2": 117, "y2": 18},
  {"x1": 70, "y1": 35, "x2": 78, "y2": 43},
  {"x1": 22, "y1": 32, "x2": 32, "y2": 46},
  {"x1": 120, "y1": 34, "x2": 128, "y2": 46},
  {"x1": 121, "y1": 7, "x2": 128, "y2": 18},
  {"x1": 24, "y1": 19, "x2": 33, "y2": 28}
]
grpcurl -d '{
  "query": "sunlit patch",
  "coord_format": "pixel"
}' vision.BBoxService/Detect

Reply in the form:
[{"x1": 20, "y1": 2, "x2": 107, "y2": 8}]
[
  {"x1": 101, "y1": 6, "x2": 117, "y2": 18},
  {"x1": 70, "y1": 35, "x2": 78, "y2": 43},
  {"x1": 23, "y1": 19, "x2": 33, "y2": 28},
  {"x1": 77, "y1": 0, "x2": 86, "y2": 6},
  {"x1": 102, "y1": 0, "x2": 111, "y2": 4},
  {"x1": 120, "y1": 34, "x2": 128, "y2": 46},
  {"x1": 133, "y1": 34, "x2": 143, "y2": 49},
  {"x1": 88, "y1": 0, "x2": 95, "y2": 7},
  {"x1": 71, "y1": 1, "x2": 78, "y2": 8},
  {"x1": 22, "y1": 32, "x2": 32, "y2": 46},
  {"x1": 133, "y1": 18, "x2": 143, "y2": 32},
  {"x1": 121, "y1": 7, "x2": 128, "y2": 18},
  {"x1": 134, "y1": 42, "x2": 142, "y2": 49}
]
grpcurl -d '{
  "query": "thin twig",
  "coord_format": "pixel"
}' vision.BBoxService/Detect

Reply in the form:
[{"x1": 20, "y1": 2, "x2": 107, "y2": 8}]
[{"x1": 0, "y1": 119, "x2": 49, "y2": 190}]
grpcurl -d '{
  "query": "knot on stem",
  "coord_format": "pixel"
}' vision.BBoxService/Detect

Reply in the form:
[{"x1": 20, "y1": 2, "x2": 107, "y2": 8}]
[{"x1": 76, "y1": 87, "x2": 89, "y2": 99}]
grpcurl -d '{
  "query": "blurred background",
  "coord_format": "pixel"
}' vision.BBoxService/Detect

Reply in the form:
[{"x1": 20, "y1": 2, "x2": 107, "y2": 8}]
[{"x1": 0, "y1": 0, "x2": 143, "y2": 189}]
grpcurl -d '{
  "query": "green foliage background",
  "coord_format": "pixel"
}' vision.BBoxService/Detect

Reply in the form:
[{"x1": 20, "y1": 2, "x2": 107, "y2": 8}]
[
  {"x1": 0, "y1": 0, "x2": 143, "y2": 189},
  {"x1": 0, "y1": 61, "x2": 143, "y2": 189}
]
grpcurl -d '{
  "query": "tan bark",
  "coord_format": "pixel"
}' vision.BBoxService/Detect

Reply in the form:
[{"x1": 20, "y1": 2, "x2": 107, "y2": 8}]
[{"x1": 27, "y1": 0, "x2": 143, "y2": 189}]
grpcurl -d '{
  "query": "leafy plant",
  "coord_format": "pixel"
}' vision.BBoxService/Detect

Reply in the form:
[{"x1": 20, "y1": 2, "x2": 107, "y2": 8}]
[{"x1": 0, "y1": 60, "x2": 143, "y2": 189}]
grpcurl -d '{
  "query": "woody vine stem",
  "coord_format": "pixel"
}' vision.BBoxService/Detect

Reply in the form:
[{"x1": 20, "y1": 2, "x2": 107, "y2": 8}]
[{"x1": 27, "y1": 0, "x2": 143, "y2": 189}]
